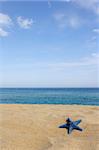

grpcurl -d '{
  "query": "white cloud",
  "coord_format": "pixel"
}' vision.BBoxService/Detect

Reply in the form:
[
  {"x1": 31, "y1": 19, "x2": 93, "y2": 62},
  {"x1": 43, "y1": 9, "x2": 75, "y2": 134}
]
[
  {"x1": 17, "y1": 16, "x2": 33, "y2": 29},
  {"x1": 0, "y1": 13, "x2": 12, "y2": 27},
  {"x1": 93, "y1": 28, "x2": 99, "y2": 33},
  {"x1": 0, "y1": 13, "x2": 12, "y2": 37},
  {"x1": 0, "y1": 28, "x2": 8, "y2": 37}
]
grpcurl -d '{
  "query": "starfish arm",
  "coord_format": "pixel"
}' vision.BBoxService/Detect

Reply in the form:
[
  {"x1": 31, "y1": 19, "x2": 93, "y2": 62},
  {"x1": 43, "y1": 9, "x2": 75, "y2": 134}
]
[
  {"x1": 59, "y1": 123, "x2": 68, "y2": 128},
  {"x1": 74, "y1": 120, "x2": 82, "y2": 125},
  {"x1": 74, "y1": 125, "x2": 83, "y2": 131},
  {"x1": 68, "y1": 126, "x2": 73, "y2": 134}
]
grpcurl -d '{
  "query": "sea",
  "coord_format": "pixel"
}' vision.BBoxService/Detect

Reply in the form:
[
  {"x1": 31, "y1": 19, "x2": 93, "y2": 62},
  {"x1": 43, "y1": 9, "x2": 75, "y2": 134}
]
[
  {"x1": 0, "y1": 88, "x2": 99, "y2": 105},
  {"x1": 0, "y1": 88, "x2": 99, "y2": 106}
]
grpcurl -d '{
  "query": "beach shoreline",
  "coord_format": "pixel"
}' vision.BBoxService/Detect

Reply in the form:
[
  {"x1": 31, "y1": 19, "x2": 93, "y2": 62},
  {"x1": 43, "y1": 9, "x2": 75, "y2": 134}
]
[{"x1": 0, "y1": 104, "x2": 99, "y2": 150}]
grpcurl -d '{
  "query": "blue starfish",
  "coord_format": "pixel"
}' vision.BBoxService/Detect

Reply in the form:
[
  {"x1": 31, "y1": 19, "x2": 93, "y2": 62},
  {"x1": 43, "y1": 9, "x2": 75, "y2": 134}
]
[{"x1": 59, "y1": 118, "x2": 83, "y2": 134}]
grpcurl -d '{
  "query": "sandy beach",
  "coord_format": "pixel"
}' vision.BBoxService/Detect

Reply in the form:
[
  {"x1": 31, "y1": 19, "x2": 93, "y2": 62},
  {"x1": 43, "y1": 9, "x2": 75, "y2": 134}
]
[{"x1": 0, "y1": 104, "x2": 99, "y2": 150}]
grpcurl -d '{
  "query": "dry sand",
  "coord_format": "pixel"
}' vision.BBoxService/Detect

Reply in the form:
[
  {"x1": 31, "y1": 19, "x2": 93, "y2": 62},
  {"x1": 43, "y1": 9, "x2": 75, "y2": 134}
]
[{"x1": 0, "y1": 104, "x2": 99, "y2": 150}]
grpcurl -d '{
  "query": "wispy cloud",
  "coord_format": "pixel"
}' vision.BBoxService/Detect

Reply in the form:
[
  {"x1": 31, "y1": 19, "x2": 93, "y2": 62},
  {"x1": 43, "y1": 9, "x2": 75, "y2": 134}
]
[
  {"x1": 48, "y1": 0, "x2": 52, "y2": 8},
  {"x1": 63, "y1": 0, "x2": 99, "y2": 15},
  {"x1": 0, "y1": 13, "x2": 12, "y2": 37},
  {"x1": 93, "y1": 28, "x2": 99, "y2": 33},
  {"x1": 30, "y1": 53, "x2": 99, "y2": 70},
  {"x1": 48, "y1": 53, "x2": 99, "y2": 69},
  {"x1": 53, "y1": 0, "x2": 99, "y2": 30},
  {"x1": 53, "y1": 12, "x2": 83, "y2": 29},
  {"x1": 63, "y1": 0, "x2": 71, "y2": 2},
  {"x1": 75, "y1": 0, "x2": 99, "y2": 15},
  {"x1": 17, "y1": 16, "x2": 34, "y2": 29},
  {"x1": 87, "y1": 35, "x2": 98, "y2": 49},
  {"x1": 0, "y1": 27, "x2": 8, "y2": 37}
]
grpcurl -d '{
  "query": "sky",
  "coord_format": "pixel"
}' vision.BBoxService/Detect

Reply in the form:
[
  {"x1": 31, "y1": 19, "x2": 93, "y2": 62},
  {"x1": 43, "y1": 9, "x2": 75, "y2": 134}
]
[{"x1": 0, "y1": 0, "x2": 99, "y2": 87}]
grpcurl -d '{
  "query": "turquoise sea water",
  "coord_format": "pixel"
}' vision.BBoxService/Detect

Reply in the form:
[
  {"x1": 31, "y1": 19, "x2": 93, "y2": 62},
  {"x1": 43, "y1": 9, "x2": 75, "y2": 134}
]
[{"x1": 0, "y1": 88, "x2": 99, "y2": 105}]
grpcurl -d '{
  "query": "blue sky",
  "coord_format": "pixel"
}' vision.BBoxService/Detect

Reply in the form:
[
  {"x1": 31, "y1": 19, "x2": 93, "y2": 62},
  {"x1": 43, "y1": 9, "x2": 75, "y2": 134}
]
[{"x1": 0, "y1": 0, "x2": 99, "y2": 87}]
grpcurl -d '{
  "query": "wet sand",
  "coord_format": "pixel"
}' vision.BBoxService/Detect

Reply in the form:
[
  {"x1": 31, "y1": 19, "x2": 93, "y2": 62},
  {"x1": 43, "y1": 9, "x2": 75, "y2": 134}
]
[{"x1": 0, "y1": 104, "x2": 99, "y2": 150}]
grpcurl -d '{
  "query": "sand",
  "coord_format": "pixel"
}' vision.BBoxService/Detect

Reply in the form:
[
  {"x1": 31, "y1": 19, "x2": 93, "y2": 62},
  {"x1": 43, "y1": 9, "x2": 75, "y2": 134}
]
[{"x1": 0, "y1": 104, "x2": 99, "y2": 150}]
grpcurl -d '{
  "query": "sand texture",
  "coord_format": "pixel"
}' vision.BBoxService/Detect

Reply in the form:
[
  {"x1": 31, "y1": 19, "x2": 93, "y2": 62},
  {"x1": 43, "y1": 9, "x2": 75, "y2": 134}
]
[{"x1": 0, "y1": 104, "x2": 99, "y2": 150}]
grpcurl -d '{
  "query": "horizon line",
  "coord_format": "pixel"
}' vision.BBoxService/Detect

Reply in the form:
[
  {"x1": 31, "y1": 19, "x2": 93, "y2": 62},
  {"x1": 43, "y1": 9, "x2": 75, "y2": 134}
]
[{"x1": 0, "y1": 87, "x2": 99, "y2": 88}]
